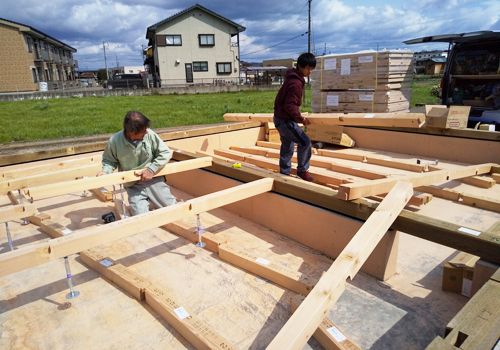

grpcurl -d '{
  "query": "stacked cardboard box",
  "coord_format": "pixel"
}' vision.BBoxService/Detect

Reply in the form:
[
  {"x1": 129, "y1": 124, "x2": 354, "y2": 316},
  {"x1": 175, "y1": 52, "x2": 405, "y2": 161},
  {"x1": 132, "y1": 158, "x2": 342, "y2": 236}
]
[{"x1": 311, "y1": 51, "x2": 413, "y2": 113}]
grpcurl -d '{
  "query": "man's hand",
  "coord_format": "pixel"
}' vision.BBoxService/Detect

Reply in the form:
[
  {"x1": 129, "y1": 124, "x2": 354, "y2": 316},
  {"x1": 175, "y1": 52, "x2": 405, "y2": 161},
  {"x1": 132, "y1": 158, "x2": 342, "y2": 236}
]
[
  {"x1": 302, "y1": 117, "x2": 311, "y2": 126},
  {"x1": 134, "y1": 168, "x2": 155, "y2": 181}
]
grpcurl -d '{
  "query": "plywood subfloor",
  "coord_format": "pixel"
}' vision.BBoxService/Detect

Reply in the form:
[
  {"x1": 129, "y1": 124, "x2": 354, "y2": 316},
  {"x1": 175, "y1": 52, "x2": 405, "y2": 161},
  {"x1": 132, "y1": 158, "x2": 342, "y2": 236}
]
[{"x1": 1, "y1": 182, "x2": 468, "y2": 349}]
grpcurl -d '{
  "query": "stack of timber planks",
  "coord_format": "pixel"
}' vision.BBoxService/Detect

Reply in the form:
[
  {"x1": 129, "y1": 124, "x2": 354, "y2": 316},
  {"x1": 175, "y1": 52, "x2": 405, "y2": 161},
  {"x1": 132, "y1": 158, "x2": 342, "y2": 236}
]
[{"x1": 311, "y1": 51, "x2": 414, "y2": 113}]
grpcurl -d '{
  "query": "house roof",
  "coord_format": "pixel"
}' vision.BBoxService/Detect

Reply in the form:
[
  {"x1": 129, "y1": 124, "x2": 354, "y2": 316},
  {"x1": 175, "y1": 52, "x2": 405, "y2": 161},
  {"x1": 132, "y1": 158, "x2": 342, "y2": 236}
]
[
  {"x1": 146, "y1": 4, "x2": 245, "y2": 39},
  {"x1": 0, "y1": 17, "x2": 77, "y2": 52}
]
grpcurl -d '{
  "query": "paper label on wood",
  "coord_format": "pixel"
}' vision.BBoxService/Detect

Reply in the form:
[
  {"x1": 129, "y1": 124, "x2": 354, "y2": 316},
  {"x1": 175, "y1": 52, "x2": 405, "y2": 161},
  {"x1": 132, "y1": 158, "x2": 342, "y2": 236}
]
[
  {"x1": 174, "y1": 306, "x2": 190, "y2": 320},
  {"x1": 324, "y1": 58, "x2": 336, "y2": 70},
  {"x1": 358, "y1": 55, "x2": 374, "y2": 63},
  {"x1": 62, "y1": 228, "x2": 72, "y2": 235},
  {"x1": 99, "y1": 258, "x2": 114, "y2": 268},
  {"x1": 326, "y1": 95, "x2": 339, "y2": 106},
  {"x1": 326, "y1": 326, "x2": 347, "y2": 342},
  {"x1": 358, "y1": 94, "x2": 374, "y2": 102},
  {"x1": 340, "y1": 59, "x2": 351, "y2": 75},
  {"x1": 458, "y1": 227, "x2": 481, "y2": 236},
  {"x1": 256, "y1": 257, "x2": 270, "y2": 266}
]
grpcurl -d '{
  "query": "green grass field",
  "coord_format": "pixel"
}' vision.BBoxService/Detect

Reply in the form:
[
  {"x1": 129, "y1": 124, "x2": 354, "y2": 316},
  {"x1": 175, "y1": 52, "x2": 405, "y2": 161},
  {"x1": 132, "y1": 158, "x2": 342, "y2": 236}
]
[{"x1": 0, "y1": 80, "x2": 437, "y2": 144}]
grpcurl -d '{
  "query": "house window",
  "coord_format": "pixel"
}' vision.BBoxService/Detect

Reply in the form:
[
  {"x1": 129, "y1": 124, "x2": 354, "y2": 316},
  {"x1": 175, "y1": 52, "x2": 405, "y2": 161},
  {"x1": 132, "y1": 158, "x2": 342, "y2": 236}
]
[
  {"x1": 24, "y1": 35, "x2": 33, "y2": 53},
  {"x1": 157, "y1": 35, "x2": 182, "y2": 46},
  {"x1": 32, "y1": 68, "x2": 38, "y2": 83},
  {"x1": 193, "y1": 61, "x2": 208, "y2": 72},
  {"x1": 216, "y1": 62, "x2": 231, "y2": 75},
  {"x1": 198, "y1": 34, "x2": 214, "y2": 47}
]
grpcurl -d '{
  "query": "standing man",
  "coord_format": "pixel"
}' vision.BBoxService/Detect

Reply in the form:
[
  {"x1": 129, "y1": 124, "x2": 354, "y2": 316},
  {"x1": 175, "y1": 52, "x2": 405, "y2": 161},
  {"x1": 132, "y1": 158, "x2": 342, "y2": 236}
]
[
  {"x1": 101, "y1": 111, "x2": 177, "y2": 215},
  {"x1": 273, "y1": 52, "x2": 316, "y2": 182}
]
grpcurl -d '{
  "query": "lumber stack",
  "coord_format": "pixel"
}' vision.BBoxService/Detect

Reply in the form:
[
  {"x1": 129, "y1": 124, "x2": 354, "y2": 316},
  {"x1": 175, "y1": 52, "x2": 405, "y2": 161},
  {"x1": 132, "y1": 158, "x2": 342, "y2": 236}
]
[{"x1": 311, "y1": 51, "x2": 413, "y2": 113}]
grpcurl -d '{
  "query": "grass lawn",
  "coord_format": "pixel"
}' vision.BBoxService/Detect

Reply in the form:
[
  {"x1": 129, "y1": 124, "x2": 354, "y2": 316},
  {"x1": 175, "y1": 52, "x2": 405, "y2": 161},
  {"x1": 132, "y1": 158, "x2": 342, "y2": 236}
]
[
  {"x1": 0, "y1": 80, "x2": 437, "y2": 144},
  {"x1": 411, "y1": 76, "x2": 441, "y2": 107},
  {"x1": 0, "y1": 89, "x2": 288, "y2": 144}
]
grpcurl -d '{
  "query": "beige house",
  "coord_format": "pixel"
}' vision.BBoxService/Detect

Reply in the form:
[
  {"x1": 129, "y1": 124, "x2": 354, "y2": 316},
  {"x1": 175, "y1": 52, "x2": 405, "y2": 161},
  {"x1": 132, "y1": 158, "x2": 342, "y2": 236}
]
[
  {"x1": 145, "y1": 4, "x2": 245, "y2": 87},
  {"x1": 0, "y1": 18, "x2": 78, "y2": 93}
]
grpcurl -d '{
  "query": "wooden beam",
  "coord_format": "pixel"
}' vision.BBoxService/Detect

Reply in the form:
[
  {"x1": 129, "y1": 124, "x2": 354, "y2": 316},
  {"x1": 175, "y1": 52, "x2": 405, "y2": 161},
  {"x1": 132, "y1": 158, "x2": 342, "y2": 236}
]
[
  {"x1": 255, "y1": 141, "x2": 427, "y2": 173},
  {"x1": 0, "y1": 204, "x2": 38, "y2": 223},
  {"x1": 218, "y1": 244, "x2": 315, "y2": 295},
  {"x1": 173, "y1": 151, "x2": 500, "y2": 263},
  {"x1": 0, "y1": 178, "x2": 274, "y2": 277},
  {"x1": 24, "y1": 157, "x2": 212, "y2": 201},
  {"x1": 230, "y1": 146, "x2": 387, "y2": 180},
  {"x1": 1, "y1": 154, "x2": 99, "y2": 180},
  {"x1": 460, "y1": 176, "x2": 496, "y2": 188},
  {"x1": 0, "y1": 164, "x2": 102, "y2": 195},
  {"x1": 214, "y1": 149, "x2": 354, "y2": 186},
  {"x1": 223, "y1": 112, "x2": 425, "y2": 128},
  {"x1": 267, "y1": 182, "x2": 413, "y2": 349},
  {"x1": 80, "y1": 249, "x2": 236, "y2": 349},
  {"x1": 416, "y1": 186, "x2": 500, "y2": 213},
  {"x1": 337, "y1": 164, "x2": 495, "y2": 200}
]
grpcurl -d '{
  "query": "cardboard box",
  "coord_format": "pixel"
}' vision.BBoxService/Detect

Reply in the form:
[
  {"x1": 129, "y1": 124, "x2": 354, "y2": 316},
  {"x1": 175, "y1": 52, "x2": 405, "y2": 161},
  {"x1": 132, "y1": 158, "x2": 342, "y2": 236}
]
[
  {"x1": 425, "y1": 105, "x2": 471, "y2": 129},
  {"x1": 442, "y1": 252, "x2": 479, "y2": 297}
]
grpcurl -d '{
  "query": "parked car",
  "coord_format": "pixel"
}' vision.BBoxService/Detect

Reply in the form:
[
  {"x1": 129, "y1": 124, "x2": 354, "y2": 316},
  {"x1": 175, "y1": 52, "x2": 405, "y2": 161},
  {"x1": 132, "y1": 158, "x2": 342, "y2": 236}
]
[
  {"x1": 405, "y1": 31, "x2": 500, "y2": 130},
  {"x1": 106, "y1": 73, "x2": 147, "y2": 90}
]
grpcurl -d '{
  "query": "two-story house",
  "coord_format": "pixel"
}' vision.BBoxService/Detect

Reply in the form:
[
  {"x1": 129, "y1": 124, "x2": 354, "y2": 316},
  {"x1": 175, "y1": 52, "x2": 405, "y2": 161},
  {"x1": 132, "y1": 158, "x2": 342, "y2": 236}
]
[
  {"x1": 145, "y1": 4, "x2": 245, "y2": 87},
  {"x1": 0, "y1": 18, "x2": 78, "y2": 93}
]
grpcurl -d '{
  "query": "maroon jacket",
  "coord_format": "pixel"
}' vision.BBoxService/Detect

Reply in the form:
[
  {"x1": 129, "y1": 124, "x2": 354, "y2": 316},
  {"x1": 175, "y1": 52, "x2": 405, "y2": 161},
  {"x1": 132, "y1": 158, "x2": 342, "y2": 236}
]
[{"x1": 274, "y1": 68, "x2": 306, "y2": 123}]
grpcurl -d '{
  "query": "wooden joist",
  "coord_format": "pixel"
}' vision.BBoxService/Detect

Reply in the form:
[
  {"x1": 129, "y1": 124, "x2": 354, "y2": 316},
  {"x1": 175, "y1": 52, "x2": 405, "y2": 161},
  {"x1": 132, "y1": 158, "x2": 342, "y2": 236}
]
[
  {"x1": 229, "y1": 146, "x2": 387, "y2": 180},
  {"x1": 23, "y1": 157, "x2": 212, "y2": 201},
  {"x1": 255, "y1": 141, "x2": 427, "y2": 173},
  {"x1": 0, "y1": 178, "x2": 274, "y2": 277},
  {"x1": 0, "y1": 203, "x2": 38, "y2": 223},
  {"x1": 173, "y1": 152, "x2": 500, "y2": 263},
  {"x1": 337, "y1": 163, "x2": 495, "y2": 200},
  {"x1": 416, "y1": 186, "x2": 500, "y2": 213},
  {"x1": 223, "y1": 112, "x2": 425, "y2": 128},
  {"x1": 1, "y1": 153, "x2": 100, "y2": 180},
  {"x1": 0, "y1": 164, "x2": 102, "y2": 195},
  {"x1": 214, "y1": 149, "x2": 353, "y2": 186},
  {"x1": 267, "y1": 181, "x2": 413, "y2": 349},
  {"x1": 80, "y1": 250, "x2": 236, "y2": 349},
  {"x1": 460, "y1": 175, "x2": 496, "y2": 188}
]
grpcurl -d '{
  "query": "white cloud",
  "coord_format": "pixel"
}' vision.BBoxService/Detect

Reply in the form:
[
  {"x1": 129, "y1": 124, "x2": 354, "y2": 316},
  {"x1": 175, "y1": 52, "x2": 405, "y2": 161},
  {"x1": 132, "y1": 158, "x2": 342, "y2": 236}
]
[{"x1": 0, "y1": 0, "x2": 498, "y2": 68}]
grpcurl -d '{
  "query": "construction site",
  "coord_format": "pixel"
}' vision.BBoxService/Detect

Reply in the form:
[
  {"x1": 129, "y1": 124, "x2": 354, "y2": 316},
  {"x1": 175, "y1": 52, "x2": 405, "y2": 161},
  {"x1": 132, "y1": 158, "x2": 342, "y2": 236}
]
[{"x1": 0, "y1": 106, "x2": 498, "y2": 350}]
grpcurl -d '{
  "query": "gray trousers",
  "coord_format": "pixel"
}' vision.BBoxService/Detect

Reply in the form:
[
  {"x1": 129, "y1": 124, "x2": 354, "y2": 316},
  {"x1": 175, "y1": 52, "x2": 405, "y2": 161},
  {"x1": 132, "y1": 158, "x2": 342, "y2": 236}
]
[
  {"x1": 273, "y1": 116, "x2": 311, "y2": 175},
  {"x1": 126, "y1": 177, "x2": 177, "y2": 215}
]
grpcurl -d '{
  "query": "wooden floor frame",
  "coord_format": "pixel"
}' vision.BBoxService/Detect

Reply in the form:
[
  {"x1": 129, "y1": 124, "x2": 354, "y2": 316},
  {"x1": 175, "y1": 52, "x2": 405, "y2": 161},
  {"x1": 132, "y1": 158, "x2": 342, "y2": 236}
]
[{"x1": 1, "y1": 122, "x2": 499, "y2": 349}]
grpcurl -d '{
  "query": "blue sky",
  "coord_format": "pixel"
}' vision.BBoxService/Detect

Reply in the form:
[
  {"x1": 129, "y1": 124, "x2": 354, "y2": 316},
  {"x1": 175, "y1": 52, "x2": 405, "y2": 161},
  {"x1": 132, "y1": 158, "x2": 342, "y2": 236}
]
[{"x1": 1, "y1": 0, "x2": 499, "y2": 70}]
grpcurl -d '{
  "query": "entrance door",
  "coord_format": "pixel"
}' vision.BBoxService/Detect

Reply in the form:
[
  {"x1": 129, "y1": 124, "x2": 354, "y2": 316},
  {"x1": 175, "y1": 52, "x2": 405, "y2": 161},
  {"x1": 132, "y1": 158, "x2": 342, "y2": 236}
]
[{"x1": 185, "y1": 63, "x2": 193, "y2": 83}]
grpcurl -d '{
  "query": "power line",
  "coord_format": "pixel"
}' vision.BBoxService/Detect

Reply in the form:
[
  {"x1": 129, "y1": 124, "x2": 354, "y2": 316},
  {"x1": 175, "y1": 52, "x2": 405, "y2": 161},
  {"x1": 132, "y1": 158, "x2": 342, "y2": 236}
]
[{"x1": 241, "y1": 31, "x2": 308, "y2": 57}]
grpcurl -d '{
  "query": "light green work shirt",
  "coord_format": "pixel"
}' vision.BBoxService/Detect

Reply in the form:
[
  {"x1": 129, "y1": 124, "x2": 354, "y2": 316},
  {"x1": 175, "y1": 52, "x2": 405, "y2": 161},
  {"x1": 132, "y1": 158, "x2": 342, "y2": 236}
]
[{"x1": 101, "y1": 128, "x2": 172, "y2": 176}]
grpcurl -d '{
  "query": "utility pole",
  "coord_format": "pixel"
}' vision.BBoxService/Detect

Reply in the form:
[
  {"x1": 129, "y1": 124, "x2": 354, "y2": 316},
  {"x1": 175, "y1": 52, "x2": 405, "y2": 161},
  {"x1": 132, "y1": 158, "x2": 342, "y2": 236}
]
[
  {"x1": 308, "y1": 0, "x2": 312, "y2": 54},
  {"x1": 103, "y1": 41, "x2": 108, "y2": 80}
]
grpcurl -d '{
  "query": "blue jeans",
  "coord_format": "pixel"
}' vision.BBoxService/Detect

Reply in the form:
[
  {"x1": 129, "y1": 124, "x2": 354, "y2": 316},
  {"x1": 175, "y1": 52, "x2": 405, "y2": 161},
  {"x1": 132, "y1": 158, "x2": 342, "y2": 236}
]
[{"x1": 273, "y1": 116, "x2": 311, "y2": 175}]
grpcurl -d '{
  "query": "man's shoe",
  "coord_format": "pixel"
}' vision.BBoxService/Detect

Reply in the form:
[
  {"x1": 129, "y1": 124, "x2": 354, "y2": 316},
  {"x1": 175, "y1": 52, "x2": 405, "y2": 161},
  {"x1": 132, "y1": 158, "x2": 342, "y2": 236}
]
[{"x1": 297, "y1": 170, "x2": 314, "y2": 182}]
